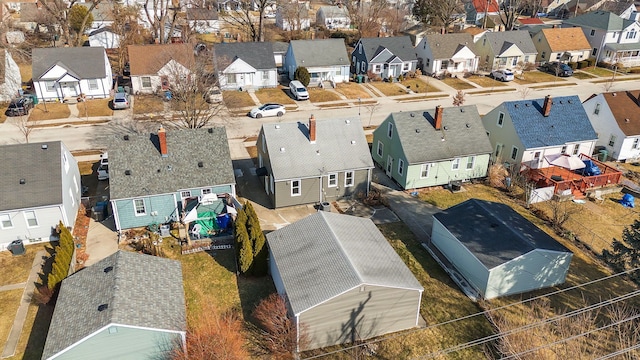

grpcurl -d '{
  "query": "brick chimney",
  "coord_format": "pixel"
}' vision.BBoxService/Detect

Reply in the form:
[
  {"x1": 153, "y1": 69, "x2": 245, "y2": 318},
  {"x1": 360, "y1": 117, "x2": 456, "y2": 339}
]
[
  {"x1": 543, "y1": 95, "x2": 552, "y2": 117},
  {"x1": 434, "y1": 105, "x2": 443, "y2": 130},
  {"x1": 158, "y1": 126, "x2": 168, "y2": 157},
  {"x1": 309, "y1": 115, "x2": 316, "y2": 143}
]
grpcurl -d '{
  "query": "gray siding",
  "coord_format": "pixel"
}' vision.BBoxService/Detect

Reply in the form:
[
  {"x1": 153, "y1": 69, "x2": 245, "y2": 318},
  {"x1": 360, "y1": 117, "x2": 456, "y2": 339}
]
[
  {"x1": 50, "y1": 325, "x2": 183, "y2": 360},
  {"x1": 273, "y1": 169, "x2": 369, "y2": 208},
  {"x1": 0, "y1": 206, "x2": 65, "y2": 250},
  {"x1": 298, "y1": 285, "x2": 421, "y2": 350}
]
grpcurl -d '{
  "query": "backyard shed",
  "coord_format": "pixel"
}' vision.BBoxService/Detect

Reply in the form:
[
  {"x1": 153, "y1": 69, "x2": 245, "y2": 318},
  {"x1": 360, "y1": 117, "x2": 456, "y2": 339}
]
[
  {"x1": 431, "y1": 199, "x2": 573, "y2": 300},
  {"x1": 267, "y1": 211, "x2": 424, "y2": 350}
]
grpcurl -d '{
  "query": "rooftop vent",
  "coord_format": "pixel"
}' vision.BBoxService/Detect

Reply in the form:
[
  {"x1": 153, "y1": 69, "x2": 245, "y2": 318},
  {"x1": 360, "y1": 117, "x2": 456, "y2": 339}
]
[
  {"x1": 625, "y1": 118, "x2": 630, "y2": 123},
  {"x1": 490, "y1": 223, "x2": 499, "y2": 228},
  {"x1": 124, "y1": 135, "x2": 129, "y2": 140},
  {"x1": 466, "y1": 123, "x2": 471, "y2": 128},
  {"x1": 350, "y1": 140, "x2": 356, "y2": 144},
  {"x1": 157, "y1": 169, "x2": 161, "y2": 173},
  {"x1": 275, "y1": 124, "x2": 280, "y2": 129},
  {"x1": 41, "y1": 144, "x2": 48, "y2": 150},
  {"x1": 559, "y1": 100, "x2": 563, "y2": 104},
  {"x1": 345, "y1": 119, "x2": 351, "y2": 124},
  {"x1": 443, "y1": 126, "x2": 449, "y2": 130},
  {"x1": 104, "y1": 266, "x2": 113, "y2": 273},
  {"x1": 19, "y1": 179, "x2": 25, "y2": 185},
  {"x1": 280, "y1": 147, "x2": 285, "y2": 153},
  {"x1": 568, "y1": 99, "x2": 573, "y2": 104},
  {"x1": 198, "y1": 161, "x2": 204, "y2": 167},
  {"x1": 613, "y1": 92, "x2": 617, "y2": 96},
  {"x1": 416, "y1": 129, "x2": 420, "y2": 133},
  {"x1": 460, "y1": 108, "x2": 465, "y2": 112},
  {"x1": 125, "y1": 170, "x2": 131, "y2": 175},
  {"x1": 98, "y1": 304, "x2": 109, "y2": 312},
  {"x1": 208, "y1": 128, "x2": 213, "y2": 133},
  {"x1": 316, "y1": 150, "x2": 320, "y2": 155},
  {"x1": 514, "y1": 104, "x2": 519, "y2": 108},
  {"x1": 525, "y1": 103, "x2": 530, "y2": 107},
  {"x1": 410, "y1": 112, "x2": 415, "y2": 117}
]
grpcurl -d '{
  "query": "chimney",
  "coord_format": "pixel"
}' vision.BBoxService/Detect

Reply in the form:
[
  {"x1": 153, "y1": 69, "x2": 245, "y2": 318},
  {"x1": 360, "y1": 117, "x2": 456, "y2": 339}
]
[
  {"x1": 158, "y1": 126, "x2": 168, "y2": 157},
  {"x1": 434, "y1": 105, "x2": 443, "y2": 130},
  {"x1": 309, "y1": 115, "x2": 316, "y2": 143},
  {"x1": 543, "y1": 95, "x2": 552, "y2": 117}
]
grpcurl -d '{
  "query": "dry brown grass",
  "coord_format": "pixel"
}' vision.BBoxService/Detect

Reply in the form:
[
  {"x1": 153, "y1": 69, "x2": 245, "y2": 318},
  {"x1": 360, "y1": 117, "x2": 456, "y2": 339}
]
[
  {"x1": 584, "y1": 67, "x2": 616, "y2": 77},
  {"x1": 334, "y1": 83, "x2": 371, "y2": 99},
  {"x1": 400, "y1": 78, "x2": 439, "y2": 93},
  {"x1": 0, "y1": 104, "x2": 7, "y2": 123},
  {"x1": 78, "y1": 161, "x2": 98, "y2": 176},
  {"x1": 308, "y1": 88, "x2": 342, "y2": 103},
  {"x1": 513, "y1": 71, "x2": 564, "y2": 84},
  {"x1": 573, "y1": 71, "x2": 597, "y2": 80},
  {"x1": 28, "y1": 103, "x2": 70, "y2": 121},
  {"x1": 0, "y1": 244, "x2": 46, "y2": 286},
  {"x1": 0, "y1": 290, "x2": 23, "y2": 350},
  {"x1": 18, "y1": 63, "x2": 32, "y2": 83},
  {"x1": 254, "y1": 87, "x2": 296, "y2": 105},
  {"x1": 71, "y1": 149, "x2": 103, "y2": 157},
  {"x1": 317, "y1": 102, "x2": 350, "y2": 108},
  {"x1": 222, "y1": 91, "x2": 255, "y2": 108},
  {"x1": 466, "y1": 75, "x2": 507, "y2": 87},
  {"x1": 369, "y1": 81, "x2": 410, "y2": 96},
  {"x1": 440, "y1": 77, "x2": 476, "y2": 90},
  {"x1": 133, "y1": 95, "x2": 165, "y2": 114},
  {"x1": 77, "y1": 99, "x2": 113, "y2": 117}
]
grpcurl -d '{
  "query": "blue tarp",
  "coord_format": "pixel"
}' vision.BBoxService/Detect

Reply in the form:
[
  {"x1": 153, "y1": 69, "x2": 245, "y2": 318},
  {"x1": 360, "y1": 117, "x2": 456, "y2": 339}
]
[
  {"x1": 621, "y1": 194, "x2": 635, "y2": 208},
  {"x1": 216, "y1": 213, "x2": 232, "y2": 229},
  {"x1": 581, "y1": 160, "x2": 602, "y2": 176}
]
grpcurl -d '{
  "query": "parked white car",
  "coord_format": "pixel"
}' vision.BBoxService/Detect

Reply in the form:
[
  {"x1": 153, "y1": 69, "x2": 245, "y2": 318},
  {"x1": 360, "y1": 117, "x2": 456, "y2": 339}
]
[
  {"x1": 490, "y1": 69, "x2": 515, "y2": 82},
  {"x1": 97, "y1": 152, "x2": 109, "y2": 180},
  {"x1": 289, "y1": 80, "x2": 309, "y2": 100},
  {"x1": 249, "y1": 103, "x2": 286, "y2": 118}
]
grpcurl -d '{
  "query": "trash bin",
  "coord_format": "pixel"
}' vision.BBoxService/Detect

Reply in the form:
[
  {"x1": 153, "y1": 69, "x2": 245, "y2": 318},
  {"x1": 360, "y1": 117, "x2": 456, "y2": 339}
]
[
  {"x1": 356, "y1": 75, "x2": 364, "y2": 83},
  {"x1": 598, "y1": 149, "x2": 608, "y2": 162},
  {"x1": 160, "y1": 225, "x2": 170, "y2": 237},
  {"x1": 8, "y1": 240, "x2": 25, "y2": 256},
  {"x1": 29, "y1": 94, "x2": 38, "y2": 105},
  {"x1": 92, "y1": 204, "x2": 105, "y2": 221},
  {"x1": 320, "y1": 202, "x2": 331, "y2": 212}
]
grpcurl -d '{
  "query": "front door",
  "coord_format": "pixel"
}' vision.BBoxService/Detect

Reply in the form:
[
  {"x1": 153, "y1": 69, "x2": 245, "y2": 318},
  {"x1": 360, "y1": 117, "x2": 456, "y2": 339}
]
[
  {"x1": 60, "y1": 82, "x2": 77, "y2": 98},
  {"x1": 386, "y1": 155, "x2": 393, "y2": 177}
]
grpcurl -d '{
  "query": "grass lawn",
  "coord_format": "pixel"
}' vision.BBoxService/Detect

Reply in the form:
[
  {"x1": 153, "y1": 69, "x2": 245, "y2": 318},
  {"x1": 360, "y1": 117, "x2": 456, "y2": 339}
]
[
  {"x1": 133, "y1": 95, "x2": 164, "y2": 114},
  {"x1": 513, "y1": 71, "x2": 563, "y2": 84},
  {"x1": 466, "y1": 75, "x2": 507, "y2": 87},
  {"x1": 77, "y1": 99, "x2": 113, "y2": 117},
  {"x1": 584, "y1": 67, "x2": 616, "y2": 77},
  {"x1": 369, "y1": 81, "x2": 411, "y2": 96},
  {"x1": 400, "y1": 78, "x2": 439, "y2": 93},
  {"x1": 28, "y1": 103, "x2": 70, "y2": 121},
  {"x1": 254, "y1": 87, "x2": 296, "y2": 105},
  {"x1": 468, "y1": 88, "x2": 516, "y2": 95},
  {"x1": 0, "y1": 244, "x2": 47, "y2": 287},
  {"x1": 0, "y1": 103, "x2": 7, "y2": 123},
  {"x1": 18, "y1": 63, "x2": 32, "y2": 83},
  {"x1": 334, "y1": 83, "x2": 371, "y2": 99},
  {"x1": 572, "y1": 71, "x2": 597, "y2": 80},
  {"x1": 0, "y1": 289, "x2": 23, "y2": 348},
  {"x1": 317, "y1": 102, "x2": 350, "y2": 108},
  {"x1": 308, "y1": 88, "x2": 342, "y2": 103},
  {"x1": 440, "y1": 77, "x2": 476, "y2": 90},
  {"x1": 7, "y1": 302, "x2": 55, "y2": 360},
  {"x1": 222, "y1": 91, "x2": 255, "y2": 109}
]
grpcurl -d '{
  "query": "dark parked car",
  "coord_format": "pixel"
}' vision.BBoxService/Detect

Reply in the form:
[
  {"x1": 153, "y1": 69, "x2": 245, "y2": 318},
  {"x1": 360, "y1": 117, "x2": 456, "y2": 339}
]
[
  {"x1": 6, "y1": 96, "x2": 34, "y2": 116},
  {"x1": 539, "y1": 62, "x2": 573, "y2": 77}
]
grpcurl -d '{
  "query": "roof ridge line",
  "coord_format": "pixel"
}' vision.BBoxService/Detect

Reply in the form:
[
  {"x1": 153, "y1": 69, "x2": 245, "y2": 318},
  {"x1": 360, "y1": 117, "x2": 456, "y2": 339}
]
[{"x1": 322, "y1": 212, "x2": 366, "y2": 283}]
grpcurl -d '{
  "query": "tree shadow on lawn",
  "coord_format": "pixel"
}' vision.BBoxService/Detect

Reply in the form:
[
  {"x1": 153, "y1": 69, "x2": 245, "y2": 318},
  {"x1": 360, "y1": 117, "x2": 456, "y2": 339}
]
[
  {"x1": 236, "y1": 275, "x2": 276, "y2": 322},
  {"x1": 22, "y1": 303, "x2": 55, "y2": 360}
]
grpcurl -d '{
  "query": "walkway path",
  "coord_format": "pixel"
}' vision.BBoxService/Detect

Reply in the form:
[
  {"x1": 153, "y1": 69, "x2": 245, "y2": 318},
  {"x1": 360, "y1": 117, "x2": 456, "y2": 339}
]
[{"x1": 0, "y1": 283, "x2": 27, "y2": 292}]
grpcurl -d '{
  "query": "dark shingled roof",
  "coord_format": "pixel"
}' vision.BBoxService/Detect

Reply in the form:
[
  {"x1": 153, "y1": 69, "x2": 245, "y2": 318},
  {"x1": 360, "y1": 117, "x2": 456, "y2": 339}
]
[
  {"x1": 108, "y1": 127, "x2": 235, "y2": 200},
  {"x1": 358, "y1": 36, "x2": 417, "y2": 62},
  {"x1": 0, "y1": 141, "x2": 63, "y2": 212},
  {"x1": 604, "y1": 91, "x2": 640, "y2": 136},
  {"x1": 564, "y1": 10, "x2": 635, "y2": 31},
  {"x1": 32, "y1": 47, "x2": 108, "y2": 80},
  {"x1": 41, "y1": 251, "x2": 186, "y2": 359},
  {"x1": 289, "y1": 39, "x2": 351, "y2": 67},
  {"x1": 481, "y1": 30, "x2": 537, "y2": 56},
  {"x1": 500, "y1": 95, "x2": 598, "y2": 149},
  {"x1": 434, "y1": 199, "x2": 572, "y2": 269},
  {"x1": 422, "y1": 33, "x2": 476, "y2": 59},
  {"x1": 214, "y1": 42, "x2": 276, "y2": 70}
]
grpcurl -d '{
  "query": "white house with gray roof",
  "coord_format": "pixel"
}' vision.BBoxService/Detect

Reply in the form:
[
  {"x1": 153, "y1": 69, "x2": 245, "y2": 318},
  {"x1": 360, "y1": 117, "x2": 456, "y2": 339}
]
[
  {"x1": 0, "y1": 141, "x2": 80, "y2": 251},
  {"x1": 431, "y1": 199, "x2": 573, "y2": 299},
  {"x1": 473, "y1": 30, "x2": 537, "y2": 72},
  {"x1": 351, "y1": 36, "x2": 418, "y2": 80},
  {"x1": 267, "y1": 211, "x2": 424, "y2": 350},
  {"x1": 284, "y1": 39, "x2": 351, "y2": 85},
  {"x1": 108, "y1": 127, "x2": 236, "y2": 231},
  {"x1": 214, "y1": 42, "x2": 277, "y2": 90},
  {"x1": 416, "y1": 33, "x2": 479, "y2": 76},
  {"x1": 42, "y1": 251, "x2": 186, "y2": 360},
  {"x1": 316, "y1": 5, "x2": 350, "y2": 30},
  {"x1": 256, "y1": 115, "x2": 373, "y2": 208},
  {"x1": 372, "y1": 105, "x2": 492, "y2": 190},
  {"x1": 32, "y1": 47, "x2": 112, "y2": 101}
]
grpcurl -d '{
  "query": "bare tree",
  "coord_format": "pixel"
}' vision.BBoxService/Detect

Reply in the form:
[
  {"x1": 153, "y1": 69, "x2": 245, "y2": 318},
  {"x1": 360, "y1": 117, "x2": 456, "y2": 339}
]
[
  {"x1": 278, "y1": 2, "x2": 308, "y2": 39},
  {"x1": 346, "y1": 0, "x2": 388, "y2": 38},
  {"x1": 518, "y1": 86, "x2": 531, "y2": 99},
  {"x1": 498, "y1": 0, "x2": 523, "y2": 31},
  {"x1": 365, "y1": 102, "x2": 379, "y2": 126},
  {"x1": 143, "y1": 0, "x2": 180, "y2": 43},
  {"x1": 452, "y1": 89, "x2": 465, "y2": 106},
  {"x1": 111, "y1": 4, "x2": 151, "y2": 73},
  {"x1": 379, "y1": 5, "x2": 410, "y2": 36},
  {"x1": 412, "y1": 0, "x2": 462, "y2": 30},
  {"x1": 253, "y1": 293, "x2": 310, "y2": 357},
  {"x1": 13, "y1": 114, "x2": 38, "y2": 143},
  {"x1": 37, "y1": 0, "x2": 104, "y2": 46},
  {"x1": 222, "y1": 0, "x2": 273, "y2": 41}
]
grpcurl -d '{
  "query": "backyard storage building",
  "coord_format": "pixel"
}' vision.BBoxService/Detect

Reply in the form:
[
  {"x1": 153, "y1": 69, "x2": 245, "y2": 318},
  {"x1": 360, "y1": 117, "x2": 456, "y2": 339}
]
[
  {"x1": 431, "y1": 199, "x2": 573, "y2": 300},
  {"x1": 267, "y1": 211, "x2": 424, "y2": 350}
]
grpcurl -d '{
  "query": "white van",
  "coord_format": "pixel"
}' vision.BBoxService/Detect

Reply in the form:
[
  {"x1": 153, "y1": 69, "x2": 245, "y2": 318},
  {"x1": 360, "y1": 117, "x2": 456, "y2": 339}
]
[{"x1": 289, "y1": 80, "x2": 309, "y2": 100}]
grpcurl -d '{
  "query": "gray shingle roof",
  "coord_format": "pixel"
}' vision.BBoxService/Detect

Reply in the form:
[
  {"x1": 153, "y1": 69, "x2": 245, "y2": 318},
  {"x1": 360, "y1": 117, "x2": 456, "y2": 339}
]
[
  {"x1": 271, "y1": 41, "x2": 289, "y2": 54},
  {"x1": 267, "y1": 212, "x2": 423, "y2": 315},
  {"x1": 289, "y1": 39, "x2": 350, "y2": 67},
  {"x1": 499, "y1": 95, "x2": 598, "y2": 149},
  {"x1": 563, "y1": 10, "x2": 634, "y2": 31},
  {"x1": 434, "y1": 199, "x2": 572, "y2": 269},
  {"x1": 261, "y1": 117, "x2": 374, "y2": 181},
  {"x1": 108, "y1": 127, "x2": 235, "y2": 199},
  {"x1": 0, "y1": 142, "x2": 63, "y2": 212},
  {"x1": 387, "y1": 105, "x2": 493, "y2": 164},
  {"x1": 186, "y1": 7, "x2": 218, "y2": 20},
  {"x1": 358, "y1": 36, "x2": 417, "y2": 62},
  {"x1": 481, "y1": 30, "x2": 537, "y2": 55},
  {"x1": 32, "y1": 47, "x2": 108, "y2": 80},
  {"x1": 423, "y1": 33, "x2": 476, "y2": 59},
  {"x1": 214, "y1": 42, "x2": 276, "y2": 70},
  {"x1": 41, "y1": 251, "x2": 186, "y2": 359}
]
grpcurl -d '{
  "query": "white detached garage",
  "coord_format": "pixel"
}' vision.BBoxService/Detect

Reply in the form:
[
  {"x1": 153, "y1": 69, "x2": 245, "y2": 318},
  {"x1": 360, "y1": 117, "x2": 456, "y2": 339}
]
[
  {"x1": 431, "y1": 199, "x2": 573, "y2": 300},
  {"x1": 267, "y1": 211, "x2": 423, "y2": 351}
]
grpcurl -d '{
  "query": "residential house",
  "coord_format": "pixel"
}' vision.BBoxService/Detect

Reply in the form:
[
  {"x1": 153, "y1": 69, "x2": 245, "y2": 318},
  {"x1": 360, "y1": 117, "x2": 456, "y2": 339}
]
[
  {"x1": 463, "y1": 26, "x2": 487, "y2": 43},
  {"x1": 430, "y1": 199, "x2": 573, "y2": 300},
  {"x1": 416, "y1": 33, "x2": 479, "y2": 76},
  {"x1": 284, "y1": 38, "x2": 351, "y2": 85},
  {"x1": 276, "y1": 3, "x2": 310, "y2": 31},
  {"x1": 351, "y1": 36, "x2": 418, "y2": 80},
  {"x1": 532, "y1": 27, "x2": 591, "y2": 63},
  {"x1": 515, "y1": 17, "x2": 545, "y2": 28},
  {"x1": 127, "y1": 43, "x2": 194, "y2": 94},
  {"x1": 464, "y1": 0, "x2": 500, "y2": 25},
  {"x1": 474, "y1": 30, "x2": 538, "y2": 72},
  {"x1": 256, "y1": 115, "x2": 373, "y2": 208},
  {"x1": 564, "y1": 11, "x2": 640, "y2": 67},
  {"x1": 481, "y1": 95, "x2": 598, "y2": 169},
  {"x1": 267, "y1": 211, "x2": 424, "y2": 350},
  {"x1": 41, "y1": 251, "x2": 186, "y2": 360},
  {"x1": 32, "y1": 47, "x2": 112, "y2": 101},
  {"x1": 271, "y1": 41, "x2": 289, "y2": 73},
  {"x1": 316, "y1": 5, "x2": 350, "y2": 30},
  {"x1": 0, "y1": 142, "x2": 80, "y2": 251},
  {"x1": 19, "y1": 3, "x2": 48, "y2": 32},
  {"x1": 108, "y1": 127, "x2": 236, "y2": 231},
  {"x1": 88, "y1": 27, "x2": 120, "y2": 49},
  {"x1": 583, "y1": 90, "x2": 640, "y2": 161},
  {"x1": 217, "y1": 0, "x2": 242, "y2": 11},
  {"x1": 186, "y1": 7, "x2": 220, "y2": 34},
  {"x1": 372, "y1": 105, "x2": 492, "y2": 189},
  {"x1": 402, "y1": 23, "x2": 437, "y2": 47},
  {"x1": 0, "y1": 49, "x2": 21, "y2": 102},
  {"x1": 214, "y1": 42, "x2": 277, "y2": 90},
  {"x1": 599, "y1": 0, "x2": 639, "y2": 20},
  {"x1": 85, "y1": 2, "x2": 115, "y2": 31}
]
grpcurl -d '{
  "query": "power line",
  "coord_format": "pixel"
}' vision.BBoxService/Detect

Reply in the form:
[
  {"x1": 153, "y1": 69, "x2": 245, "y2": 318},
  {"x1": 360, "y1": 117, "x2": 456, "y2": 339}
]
[
  {"x1": 594, "y1": 343, "x2": 640, "y2": 360},
  {"x1": 301, "y1": 267, "x2": 640, "y2": 360}
]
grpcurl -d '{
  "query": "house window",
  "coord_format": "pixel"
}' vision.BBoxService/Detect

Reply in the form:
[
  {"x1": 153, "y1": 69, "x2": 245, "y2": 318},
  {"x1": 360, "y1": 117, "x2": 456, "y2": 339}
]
[
  {"x1": 226, "y1": 74, "x2": 235, "y2": 84},
  {"x1": 452, "y1": 158, "x2": 461, "y2": 170},
  {"x1": 141, "y1": 76, "x2": 152, "y2": 88},
  {"x1": 133, "y1": 199, "x2": 146, "y2": 216},
  {"x1": 345, "y1": 171, "x2": 354, "y2": 186},
  {"x1": 373, "y1": 64, "x2": 381, "y2": 73},
  {"x1": 556, "y1": 53, "x2": 561, "y2": 60},
  {"x1": 594, "y1": 103, "x2": 601, "y2": 114},
  {"x1": 387, "y1": 123, "x2": 394, "y2": 138},
  {"x1": 590, "y1": 29, "x2": 596, "y2": 36},
  {"x1": 291, "y1": 179, "x2": 301, "y2": 196},
  {"x1": 541, "y1": 51, "x2": 546, "y2": 59},
  {"x1": 440, "y1": 60, "x2": 449, "y2": 70},
  {"x1": 628, "y1": 30, "x2": 638, "y2": 39},
  {"x1": 495, "y1": 144, "x2": 503, "y2": 158},
  {"x1": 376, "y1": 141, "x2": 384, "y2": 157},
  {"x1": 403, "y1": 62, "x2": 410, "y2": 71},
  {"x1": 262, "y1": 71, "x2": 269, "y2": 80},
  {"x1": 358, "y1": 46, "x2": 362, "y2": 54},
  {"x1": 609, "y1": 134, "x2": 616, "y2": 147},
  {"x1": 0, "y1": 214, "x2": 13, "y2": 229},
  {"x1": 633, "y1": 138, "x2": 639, "y2": 149},
  {"x1": 328, "y1": 173, "x2": 337, "y2": 187},
  {"x1": 24, "y1": 211, "x2": 38, "y2": 227},
  {"x1": 398, "y1": 159, "x2": 404, "y2": 176},
  {"x1": 573, "y1": 144, "x2": 579, "y2": 155},
  {"x1": 512, "y1": 58, "x2": 517, "y2": 66},
  {"x1": 466, "y1": 156, "x2": 475, "y2": 169},
  {"x1": 201, "y1": 188, "x2": 212, "y2": 195},
  {"x1": 88, "y1": 79, "x2": 99, "y2": 90},
  {"x1": 592, "y1": 48, "x2": 598, "y2": 56},
  {"x1": 497, "y1": 112, "x2": 504, "y2": 127},
  {"x1": 181, "y1": 190, "x2": 191, "y2": 198},
  {"x1": 524, "y1": 56, "x2": 530, "y2": 63},
  {"x1": 420, "y1": 164, "x2": 430, "y2": 178},
  {"x1": 361, "y1": 62, "x2": 365, "y2": 72},
  {"x1": 483, "y1": 38, "x2": 486, "y2": 46},
  {"x1": 511, "y1": 146, "x2": 519, "y2": 160},
  {"x1": 426, "y1": 58, "x2": 430, "y2": 67},
  {"x1": 45, "y1": 81, "x2": 55, "y2": 92},
  {"x1": 561, "y1": 145, "x2": 567, "y2": 154}
]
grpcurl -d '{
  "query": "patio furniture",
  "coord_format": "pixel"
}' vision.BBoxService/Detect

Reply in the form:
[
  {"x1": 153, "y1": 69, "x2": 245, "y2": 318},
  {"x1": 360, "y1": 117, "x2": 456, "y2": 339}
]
[{"x1": 190, "y1": 224, "x2": 202, "y2": 239}]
